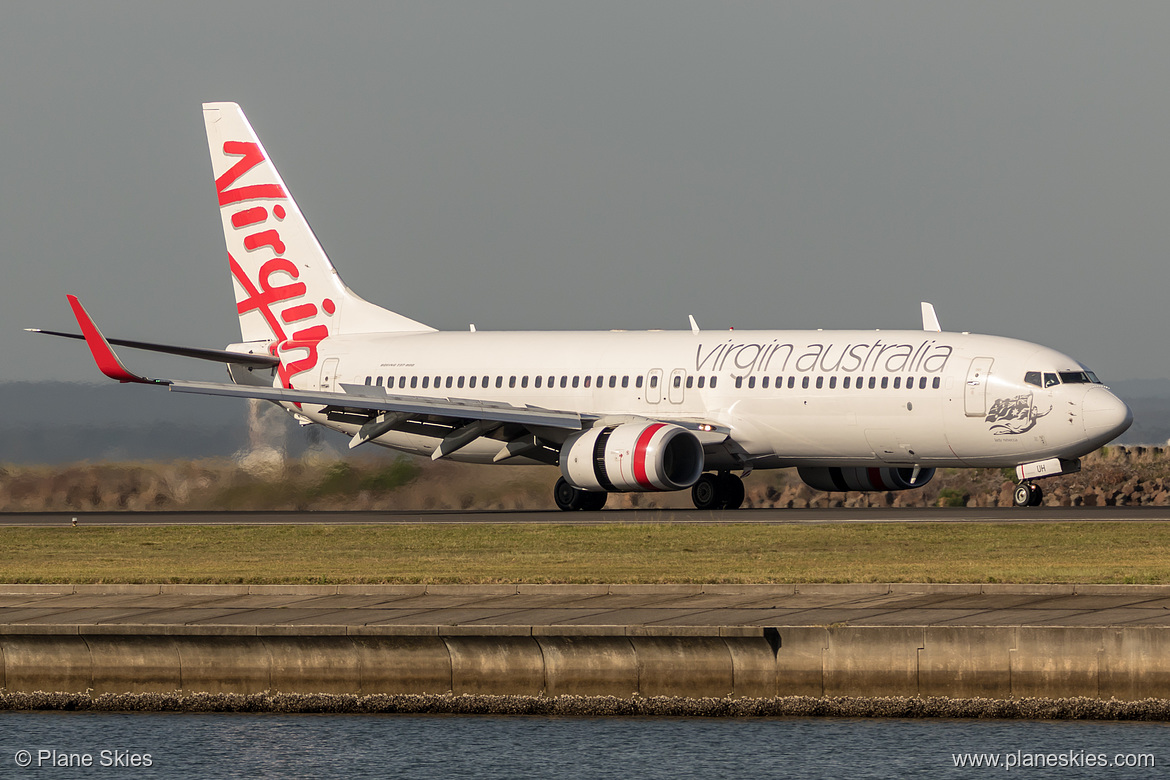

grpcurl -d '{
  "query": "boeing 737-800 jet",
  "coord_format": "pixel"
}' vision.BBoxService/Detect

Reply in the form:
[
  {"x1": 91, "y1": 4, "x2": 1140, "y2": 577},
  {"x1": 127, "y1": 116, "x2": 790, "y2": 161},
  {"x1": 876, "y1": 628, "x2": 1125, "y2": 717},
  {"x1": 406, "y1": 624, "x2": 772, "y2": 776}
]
[{"x1": 34, "y1": 103, "x2": 1133, "y2": 510}]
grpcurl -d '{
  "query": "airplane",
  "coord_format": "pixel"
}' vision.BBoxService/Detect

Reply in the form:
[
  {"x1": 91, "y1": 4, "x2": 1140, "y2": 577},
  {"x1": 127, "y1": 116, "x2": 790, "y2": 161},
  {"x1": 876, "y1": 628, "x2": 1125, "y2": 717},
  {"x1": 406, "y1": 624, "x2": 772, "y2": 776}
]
[{"x1": 31, "y1": 102, "x2": 1133, "y2": 511}]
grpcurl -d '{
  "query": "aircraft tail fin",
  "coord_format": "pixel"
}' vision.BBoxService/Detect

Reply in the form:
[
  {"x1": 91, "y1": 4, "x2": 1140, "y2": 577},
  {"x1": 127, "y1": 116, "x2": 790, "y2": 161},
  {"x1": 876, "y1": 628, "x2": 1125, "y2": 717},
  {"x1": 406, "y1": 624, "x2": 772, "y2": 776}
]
[{"x1": 202, "y1": 102, "x2": 434, "y2": 346}]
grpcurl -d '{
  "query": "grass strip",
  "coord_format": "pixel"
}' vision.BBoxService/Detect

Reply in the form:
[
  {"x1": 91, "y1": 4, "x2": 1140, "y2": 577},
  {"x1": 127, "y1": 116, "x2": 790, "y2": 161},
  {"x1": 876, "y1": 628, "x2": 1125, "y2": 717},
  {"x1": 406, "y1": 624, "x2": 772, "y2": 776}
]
[{"x1": 2, "y1": 522, "x2": 1169, "y2": 584}]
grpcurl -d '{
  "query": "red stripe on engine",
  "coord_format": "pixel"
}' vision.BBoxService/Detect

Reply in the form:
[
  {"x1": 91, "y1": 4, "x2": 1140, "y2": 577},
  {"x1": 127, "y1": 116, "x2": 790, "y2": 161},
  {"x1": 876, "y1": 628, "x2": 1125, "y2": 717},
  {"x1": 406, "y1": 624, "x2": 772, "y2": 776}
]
[
  {"x1": 867, "y1": 467, "x2": 888, "y2": 491},
  {"x1": 633, "y1": 423, "x2": 667, "y2": 491}
]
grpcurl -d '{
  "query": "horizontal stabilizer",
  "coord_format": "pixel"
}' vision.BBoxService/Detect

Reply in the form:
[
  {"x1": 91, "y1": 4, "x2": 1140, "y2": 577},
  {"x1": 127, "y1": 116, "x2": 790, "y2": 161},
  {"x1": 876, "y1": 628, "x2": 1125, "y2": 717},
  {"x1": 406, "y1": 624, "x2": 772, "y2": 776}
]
[{"x1": 26, "y1": 329, "x2": 279, "y2": 368}]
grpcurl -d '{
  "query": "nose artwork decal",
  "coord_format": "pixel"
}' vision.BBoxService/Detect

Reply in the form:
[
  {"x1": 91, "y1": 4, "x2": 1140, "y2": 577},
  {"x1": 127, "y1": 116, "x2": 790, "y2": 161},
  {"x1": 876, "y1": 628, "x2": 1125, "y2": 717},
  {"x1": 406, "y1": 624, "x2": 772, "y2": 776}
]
[{"x1": 985, "y1": 393, "x2": 1052, "y2": 435}]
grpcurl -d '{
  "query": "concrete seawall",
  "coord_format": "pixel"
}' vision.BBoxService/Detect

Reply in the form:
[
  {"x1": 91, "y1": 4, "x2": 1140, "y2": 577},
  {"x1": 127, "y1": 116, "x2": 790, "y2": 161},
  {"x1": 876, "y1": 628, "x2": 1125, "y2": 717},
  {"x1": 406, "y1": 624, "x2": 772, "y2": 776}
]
[{"x1": 3, "y1": 584, "x2": 1170, "y2": 700}]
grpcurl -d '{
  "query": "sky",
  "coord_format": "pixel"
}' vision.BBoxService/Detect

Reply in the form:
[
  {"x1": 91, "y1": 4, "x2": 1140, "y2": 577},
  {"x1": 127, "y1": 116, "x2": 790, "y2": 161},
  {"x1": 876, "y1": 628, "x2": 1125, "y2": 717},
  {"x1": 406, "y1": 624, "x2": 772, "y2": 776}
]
[{"x1": 3, "y1": 2, "x2": 1169, "y2": 384}]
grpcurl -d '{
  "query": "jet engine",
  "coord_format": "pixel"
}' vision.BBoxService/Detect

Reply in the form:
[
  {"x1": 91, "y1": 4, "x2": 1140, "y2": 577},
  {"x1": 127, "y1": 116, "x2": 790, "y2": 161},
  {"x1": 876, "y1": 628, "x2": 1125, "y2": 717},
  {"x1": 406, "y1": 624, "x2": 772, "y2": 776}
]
[
  {"x1": 797, "y1": 466, "x2": 935, "y2": 493},
  {"x1": 560, "y1": 422, "x2": 705, "y2": 492}
]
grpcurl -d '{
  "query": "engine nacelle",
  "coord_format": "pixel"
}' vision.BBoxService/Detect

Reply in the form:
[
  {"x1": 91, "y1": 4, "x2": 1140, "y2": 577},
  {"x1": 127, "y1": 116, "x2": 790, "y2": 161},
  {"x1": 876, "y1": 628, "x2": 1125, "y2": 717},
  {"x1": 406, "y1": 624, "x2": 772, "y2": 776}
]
[
  {"x1": 560, "y1": 423, "x2": 705, "y2": 492},
  {"x1": 798, "y1": 466, "x2": 936, "y2": 493}
]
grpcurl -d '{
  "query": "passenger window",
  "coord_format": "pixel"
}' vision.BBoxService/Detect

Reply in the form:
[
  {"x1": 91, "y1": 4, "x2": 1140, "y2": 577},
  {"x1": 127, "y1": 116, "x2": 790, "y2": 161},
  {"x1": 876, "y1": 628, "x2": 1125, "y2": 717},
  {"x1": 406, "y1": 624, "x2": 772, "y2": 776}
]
[
  {"x1": 710, "y1": 377, "x2": 717, "y2": 388},
  {"x1": 410, "y1": 376, "x2": 418, "y2": 389},
  {"x1": 1025, "y1": 371, "x2": 1042, "y2": 387},
  {"x1": 686, "y1": 376, "x2": 694, "y2": 389},
  {"x1": 457, "y1": 376, "x2": 464, "y2": 388},
  {"x1": 470, "y1": 376, "x2": 477, "y2": 388},
  {"x1": 521, "y1": 376, "x2": 528, "y2": 388},
  {"x1": 635, "y1": 376, "x2": 643, "y2": 388},
  {"x1": 549, "y1": 376, "x2": 555, "y2": 387},
  {"x1": 919, "y1": 377, "x2": 927, "y2": 389},
  {"x1": 365, "y1": 376, "x2": 372, "y2": 385},
  {"x1": 496, "y1": 377, "x2": 503, "y2": 388},
  {"x1": 815, "y1": 376, "x2": 823, "y2": 389},
  {"x1": 534, "y1": 376, "x2": 542, "y2": 388},
  {"x1": 584, "y1": 376, "x2": 592, "y2": 388},
  {"x1": 446, "y1": 377, "x2": 453, "y2": 388},
  {"x1": 609, "y1": 376, "x2": 617, "y2": 388},
  {"x1": 597, "y1": 375, "x2": 604, "y2": 387},
  {"x1": 868, "y1": 377, "x2": 876, "y2": 389},
  {"x1": 760, "y1": 377, "x2": 768, "y2": 389},
  {"x1": 696, "y1": 376, "x2": 704, "y2": 389},
  {"x1": 893, "y1": 377, "x2": 901, "y2": 389},
  {"x1": 422, "y1": 377, "x2": 430, "y2": 389},
  {"x1": 573, "y1": 376, "x2": 580, "y2": 388},
  {"x1": 843, "y1": 377, "x2": 851, "y2": 389},
  {"x1": 1044, "y1": 373, "x2": 1060, "y2": 388},
  {"x1": 622, "y1": 376, "x2": 629, "y2": 388},
  {"x1": 509, "y1": 376, "x2": 517, "y2": 388},
  {"x1": 881, "y1": 377, "x2": 889, "y2": 389},
  {"x1": 735, "y1": 377, "x2": 743, "y2": 389},
  {"x1": 649, "y1": 376, "x2": 658, "y2": 388},
  {"x1": 399, "y1": 377, "x2": 406, "y2": 389},
  {"x1": 560, "y1": 376, "x2": 568, "y2": 388},
  {"x1": 829, "y1": 376, "x2": 837, "y2": 389},
  {"x1": 788, "y1": 376, "x2": 796, "y2": 389},
  {"x1": 932, "y1": 377, "x2": 941, "y2": 389},
  {"x1": 802, "y1": 376, "x2": 810, "y2": 389},
  {"x1": 747, "y1": 377, "x2": 755, "y2": 389},
  {"x1": 375, "y1": 377, "x2": 383, "y2": 387}
]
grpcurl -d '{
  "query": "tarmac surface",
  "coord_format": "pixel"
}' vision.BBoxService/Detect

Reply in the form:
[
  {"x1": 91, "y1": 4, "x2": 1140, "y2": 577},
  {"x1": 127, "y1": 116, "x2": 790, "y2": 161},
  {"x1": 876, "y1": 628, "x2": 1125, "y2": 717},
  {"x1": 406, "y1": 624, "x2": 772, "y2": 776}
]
[
  {"x1": 4, "y1": 583, "x2": 1170, "y2": 631},
  {"x1": 2, "y1": 506, "x2": 1170, "y2": 526}
]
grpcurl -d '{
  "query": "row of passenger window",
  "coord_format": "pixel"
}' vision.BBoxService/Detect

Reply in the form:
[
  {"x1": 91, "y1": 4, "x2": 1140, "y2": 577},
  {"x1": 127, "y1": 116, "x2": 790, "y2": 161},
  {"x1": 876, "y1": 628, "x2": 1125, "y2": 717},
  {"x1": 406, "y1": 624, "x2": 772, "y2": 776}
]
[
  {"x1": 363, "y1": 374, "x2": 721, "y2": 391},
  {"x1": 735, "y1": 375, "x2": 941, "y2": 390}
]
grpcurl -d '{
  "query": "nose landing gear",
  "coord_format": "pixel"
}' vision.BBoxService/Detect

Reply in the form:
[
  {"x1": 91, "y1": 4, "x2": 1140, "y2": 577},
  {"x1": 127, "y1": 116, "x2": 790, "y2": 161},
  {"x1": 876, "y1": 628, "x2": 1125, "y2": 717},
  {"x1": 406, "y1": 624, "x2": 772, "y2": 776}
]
[{"x1": 1012, "y1": 481, "x2": 1044, "y2": 507}]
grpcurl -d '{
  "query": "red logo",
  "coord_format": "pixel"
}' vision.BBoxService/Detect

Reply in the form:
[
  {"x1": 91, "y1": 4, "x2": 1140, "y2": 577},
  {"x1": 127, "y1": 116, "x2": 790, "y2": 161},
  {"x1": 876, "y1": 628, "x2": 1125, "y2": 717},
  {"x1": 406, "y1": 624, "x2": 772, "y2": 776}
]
[{"x1": 218, "y1": 141, "x2": 333, "y2": 388}]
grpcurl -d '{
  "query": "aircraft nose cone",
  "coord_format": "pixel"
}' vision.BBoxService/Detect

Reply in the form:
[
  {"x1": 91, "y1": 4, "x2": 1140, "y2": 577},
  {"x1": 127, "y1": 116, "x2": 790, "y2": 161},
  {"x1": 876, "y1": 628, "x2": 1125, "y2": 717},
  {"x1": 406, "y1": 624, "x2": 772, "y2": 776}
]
[{"x1": 1083, "y1": 387, "x2": 1133, "y2": 441}]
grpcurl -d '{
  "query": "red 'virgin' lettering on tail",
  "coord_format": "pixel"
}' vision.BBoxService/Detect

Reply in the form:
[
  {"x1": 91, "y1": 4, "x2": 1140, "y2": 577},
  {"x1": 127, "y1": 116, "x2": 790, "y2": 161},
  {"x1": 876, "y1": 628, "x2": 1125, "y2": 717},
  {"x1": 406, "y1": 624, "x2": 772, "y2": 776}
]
[
  {"x1": 231, "y1": 207, "x2": 268, "y2": 229},
  {"x1": 243, "y1": 229, "x2": 287, "y2": 255},
  {"x1": 216, "y1": 141, "x2": 288, "y2": 206},
  {"x1": 229, "y1": 254, "x2": 331, "y2": 388}
]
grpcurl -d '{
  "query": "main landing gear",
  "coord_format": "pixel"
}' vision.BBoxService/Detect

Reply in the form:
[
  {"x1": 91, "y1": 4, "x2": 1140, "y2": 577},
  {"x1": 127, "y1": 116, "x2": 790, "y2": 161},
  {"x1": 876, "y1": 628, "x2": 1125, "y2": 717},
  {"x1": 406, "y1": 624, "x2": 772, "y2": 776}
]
[
  {"x1": 1013, "y1": 481, "x2": 1044, "y2": 508},
  {"x1": 553, "y1": 477, "x2": 608, "y2": 511},
  {"x1": 691, "y1": 472, "x2": 746, "y2": 510}
]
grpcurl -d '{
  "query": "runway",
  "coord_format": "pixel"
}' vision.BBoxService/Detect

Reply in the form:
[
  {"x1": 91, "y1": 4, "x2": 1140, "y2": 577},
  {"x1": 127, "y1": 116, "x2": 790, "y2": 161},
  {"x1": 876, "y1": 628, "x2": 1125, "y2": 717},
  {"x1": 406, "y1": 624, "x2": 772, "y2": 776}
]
[{"x1": 1, "y1": 506, "x2": 1168, "y2": 526}]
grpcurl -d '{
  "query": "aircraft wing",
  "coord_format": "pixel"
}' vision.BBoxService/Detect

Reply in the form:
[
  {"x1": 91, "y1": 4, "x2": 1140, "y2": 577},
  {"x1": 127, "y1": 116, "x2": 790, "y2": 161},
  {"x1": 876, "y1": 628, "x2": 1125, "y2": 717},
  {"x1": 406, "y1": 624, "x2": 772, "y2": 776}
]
[{"x1": 59, "y1": 294, "x2": 584, "y2": 432}]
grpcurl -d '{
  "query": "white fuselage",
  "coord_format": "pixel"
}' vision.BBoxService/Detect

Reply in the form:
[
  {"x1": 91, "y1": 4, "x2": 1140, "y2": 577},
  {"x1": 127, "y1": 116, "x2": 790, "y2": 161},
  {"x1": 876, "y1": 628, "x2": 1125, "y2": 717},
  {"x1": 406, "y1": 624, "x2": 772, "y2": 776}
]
[{"x1": 285, "y1": 327, "x2": 1131, "y2": 471}]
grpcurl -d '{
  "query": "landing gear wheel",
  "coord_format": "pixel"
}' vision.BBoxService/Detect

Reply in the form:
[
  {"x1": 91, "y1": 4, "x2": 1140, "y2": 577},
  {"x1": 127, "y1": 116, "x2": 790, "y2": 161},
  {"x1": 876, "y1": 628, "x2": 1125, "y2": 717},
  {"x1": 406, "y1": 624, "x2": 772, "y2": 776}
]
[
  {"x1": 718, "y1": 472, "x2": 746, "y2": 510},
  {"x1": 1013, "y1": 482, "x2": 1044, "y2": 507},
  {"x1": 691, "y1": 472, "x2": 746, "y2": 510},
  {"x1": 1027, "y1": 482, "x2": 1044, "y2": 507},
  {"x1": 691, "y1": 474, "x2": 721, "y2": 510},
  {"x1": 553, "y1": 477, "x2": 608, "y2": 511}
]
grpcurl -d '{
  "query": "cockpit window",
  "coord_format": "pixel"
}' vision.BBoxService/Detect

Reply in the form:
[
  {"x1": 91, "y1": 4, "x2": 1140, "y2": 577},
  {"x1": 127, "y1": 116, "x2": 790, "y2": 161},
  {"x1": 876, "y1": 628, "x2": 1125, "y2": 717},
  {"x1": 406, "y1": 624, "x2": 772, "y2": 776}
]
[
  {"x1": 1043, "y1": 373, "x2": 1060, "y2": 388},
  {"x1": 1024, "y1": 371, "x2": 1042, "y2": 387},
  {"x1": 1059, "y1": 371, "x2": 1094, "y2": 384}
]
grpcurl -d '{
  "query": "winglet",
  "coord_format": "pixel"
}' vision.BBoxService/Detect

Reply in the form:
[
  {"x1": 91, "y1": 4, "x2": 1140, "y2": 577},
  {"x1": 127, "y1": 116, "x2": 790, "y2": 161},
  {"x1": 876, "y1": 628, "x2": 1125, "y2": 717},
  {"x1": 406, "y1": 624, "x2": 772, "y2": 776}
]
[
  {"x1": 66, "y1": 295, "x2": 165, "y2": 384},
  {"x1": 920, "y1": 302, "x2": 942, "y2": 332}
]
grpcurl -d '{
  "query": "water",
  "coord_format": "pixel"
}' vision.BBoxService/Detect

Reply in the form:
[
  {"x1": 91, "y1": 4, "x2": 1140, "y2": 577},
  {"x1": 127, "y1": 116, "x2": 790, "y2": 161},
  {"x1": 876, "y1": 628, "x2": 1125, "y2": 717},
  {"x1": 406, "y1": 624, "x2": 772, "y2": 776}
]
[{"x1": 1, "y1": 712, "x2": 1165, "y2": 778}]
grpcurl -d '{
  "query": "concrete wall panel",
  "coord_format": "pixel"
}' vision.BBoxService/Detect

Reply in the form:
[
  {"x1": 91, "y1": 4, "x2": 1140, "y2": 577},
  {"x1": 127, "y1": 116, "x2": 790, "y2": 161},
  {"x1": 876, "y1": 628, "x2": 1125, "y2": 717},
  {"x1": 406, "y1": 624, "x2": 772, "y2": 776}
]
[
  {"x1": 919, "y1": 627, "x2": 1014, "y2": 699},
  {"x1": 86, "y1": 636, "x2": 182, "y2": 695},
  {"x1": 355, "y1": 636, "x2": 452, "y2": 695},
  {"x1": 724, "y1": 637, "x2": 777, "y2": 698},
  {"x1": 264, "y1": 637, "x2": 362, "y2": 695},
  {"x1": 774, "y1": 627, "x2": 828, "y2": 697},
  {"x1": 1, "y1": 636, "x2": 93, "y2": 693},
  {"x1": 1012, "y1": 627, "x2": 1101, "y2": 699},
  {"x1": 538, "y1": 636, "x2": 638, "y2": 697},
  {"x1": 445, "y1": 636, "x2": 544, "y2": 695},
  {"x1": 1099, "y1": 627, "x2": 1170, "y2": 700},
  {"x1": 176, "y1": 637, "x2": 272, "y2": 695},
  {"x1": 632, "y1": 637, "x2": 733, "y2": 698},
  {"x1": 823, "y1": 627, "x2": 923, "y2": 698}
]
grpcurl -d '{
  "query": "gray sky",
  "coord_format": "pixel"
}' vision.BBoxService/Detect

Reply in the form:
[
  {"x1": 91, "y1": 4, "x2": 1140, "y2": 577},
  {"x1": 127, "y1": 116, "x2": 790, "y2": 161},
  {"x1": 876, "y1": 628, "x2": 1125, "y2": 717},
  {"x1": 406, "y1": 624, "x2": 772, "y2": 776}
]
[{"x1": 4, "y1": 1, "x2": 1169, "y2": 383}]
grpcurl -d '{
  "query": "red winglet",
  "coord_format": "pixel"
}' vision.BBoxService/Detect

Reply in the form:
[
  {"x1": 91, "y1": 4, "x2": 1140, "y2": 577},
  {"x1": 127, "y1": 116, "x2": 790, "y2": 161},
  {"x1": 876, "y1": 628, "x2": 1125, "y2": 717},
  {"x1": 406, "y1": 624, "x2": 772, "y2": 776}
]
[{"x1": 66, "y1": 295, "x2": 157, "y2": 384}]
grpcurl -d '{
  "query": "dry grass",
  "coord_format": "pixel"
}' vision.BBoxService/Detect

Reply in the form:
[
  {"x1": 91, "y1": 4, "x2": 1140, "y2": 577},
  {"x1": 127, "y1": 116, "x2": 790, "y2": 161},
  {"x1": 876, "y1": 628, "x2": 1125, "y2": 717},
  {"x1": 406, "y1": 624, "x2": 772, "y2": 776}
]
[{"x1": 2, "y1": 522, "x2": 1169, "y2": 584}]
